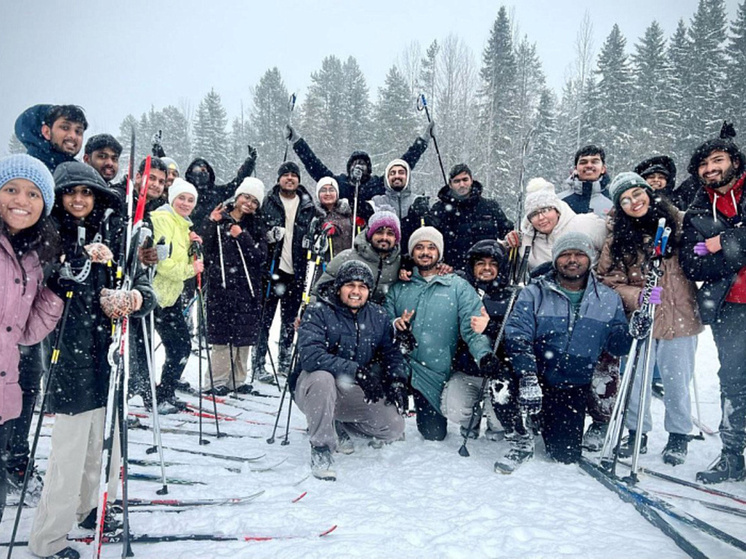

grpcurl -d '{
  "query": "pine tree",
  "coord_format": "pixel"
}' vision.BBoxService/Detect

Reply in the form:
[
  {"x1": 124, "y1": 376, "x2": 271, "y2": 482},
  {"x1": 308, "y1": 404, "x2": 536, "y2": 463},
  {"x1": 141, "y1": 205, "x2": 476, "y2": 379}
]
[
  {"x1": 192, "y1": 89, "x2": 230, "y2": 181},
  {"x1": 249, "y1": 68, "x2": 290, "y2": 181},
  {"x1": 229, "y1": 109, "x2": 252, "y2": 176},
  {"x1": 725, "y1": 1, "x2": 746, "y2": 134},
  {"x1": 371, "y1": 65, "x2": 419, "y2": 169},
  {"x1": 159, "y1": 105, "x2": 192, "y2": 172},
  {"x1": 340, "y1": 56, "x2": 372, "y2": 157},
  {"x1": 526, "y1": 89, "x2": 560, "y2": 185},
  {"x1": 667, "y1": 19, "x2": 693, "y2": 164},
  {"x1": 418, "y1": 40, "x2": 440, "y2": 112},
  {"x1": 7, "y1": 133, "x2": 25, "y2": 155}
]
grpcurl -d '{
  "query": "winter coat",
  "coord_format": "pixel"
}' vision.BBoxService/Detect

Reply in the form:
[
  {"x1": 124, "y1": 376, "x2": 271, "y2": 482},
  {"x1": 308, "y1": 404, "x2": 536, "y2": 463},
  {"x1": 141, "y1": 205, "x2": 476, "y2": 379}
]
[
  {"x1": 313, "y1": 229, "x2": 401, "y2": 305},
  {"x1": 559, "y1": 174, "x2": 612, "y2": 217},
  {"x1": 150, "y1": 205, "x2": 197, "y2": 308},
  {"x1": 202, "y1": 209, "x2": 267, "y2": 346},
  {"x1": 634, "y1": 156, "x2": 698, "y2": 212},
  {"x1": 261, "y1": 184, "x2": 317, "y2": 277},
  {"x1": 427, "y1": 181, "x2": 514, "y2": 270},
  {"x1": 292, "y1": 290, "x2": 407, "y2": 393},
  {"x1": 385, "y1": 270, "x2": 492, "y2": 412},
  {"x1": 504, "y1": 271, "x2": 631, "y2": 387},
  {"x1": 307, "y1": 198, "x2": 354, "y2": 259},
  {"x1": 680, "y1": 172, "x2": 746, "y2": 325},
  {"x1": 47, "y1": 189, "x2": 156, "y2": 415},
  {"x1": 520, "y1": 199, "x2": 607, "y2": 271},
  {"x1": 14, "y1": 104, "x2": 77, "y2": 172},
  {"x1": 292, "y1": 136, "x2": 428, "y2": 214},
  {"x1": 596, "y1": 211, "x2": 703, "y2": 340},
  {"x1": 0, "y1": 234, "x2": 62, "y2": 424}
]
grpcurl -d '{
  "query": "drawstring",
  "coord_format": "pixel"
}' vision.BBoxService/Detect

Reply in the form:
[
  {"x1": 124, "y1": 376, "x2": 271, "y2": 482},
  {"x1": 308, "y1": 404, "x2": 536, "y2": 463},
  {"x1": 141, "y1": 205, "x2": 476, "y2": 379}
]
[{"x1": 712, "y1": 192, "x2": 718, "y2": 221}]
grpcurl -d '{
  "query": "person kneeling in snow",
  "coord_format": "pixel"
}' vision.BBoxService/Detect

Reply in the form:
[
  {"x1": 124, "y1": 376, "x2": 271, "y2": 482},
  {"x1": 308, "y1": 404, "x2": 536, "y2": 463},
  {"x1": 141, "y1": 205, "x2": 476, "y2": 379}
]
[{"x1": 291, "y1": 260, "x2": 407, "y2": 481}]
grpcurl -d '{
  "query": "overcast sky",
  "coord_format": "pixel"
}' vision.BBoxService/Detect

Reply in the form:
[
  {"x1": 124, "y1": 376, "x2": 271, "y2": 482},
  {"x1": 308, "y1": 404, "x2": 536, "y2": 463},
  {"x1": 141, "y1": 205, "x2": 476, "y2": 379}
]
[{"x1": 1, "y1": 0, "x2": 739, "y2": 155}]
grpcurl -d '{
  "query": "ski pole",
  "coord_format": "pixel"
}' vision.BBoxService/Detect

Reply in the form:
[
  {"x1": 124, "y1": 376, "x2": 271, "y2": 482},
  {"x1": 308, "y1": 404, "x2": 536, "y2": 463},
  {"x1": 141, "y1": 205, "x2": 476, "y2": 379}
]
[
  {"x1": 690, "y1": 370, "x2": 705, "y2": 441},
  {"x1": 140, "y1": 315, "x2": 168, "y2": 494},
  {"x1": 417, "y1": 93, "x2": 447, "y2": 187},
  {"x1": 267, "y1": 380, "x2": 290, "y2": 445},
  {"x1": 282, "y1": 93, "x2": 297, "y2": 163},
  {"x1": 229, "y1": 343, "x2": 238, "y2": 396},
  {"x1": 255, "y1": 241, "x2": 282, "y2": 389},
  {"x1": 117, "y1": 341, "x2": 134, "y2": 559}
]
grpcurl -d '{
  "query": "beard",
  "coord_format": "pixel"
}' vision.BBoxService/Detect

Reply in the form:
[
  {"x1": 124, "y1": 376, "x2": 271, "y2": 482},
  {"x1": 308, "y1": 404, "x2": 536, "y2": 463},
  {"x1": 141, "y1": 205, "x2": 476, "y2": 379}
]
[{"x1": 701, "y1": 163, "x2": 739, "y2": 189}]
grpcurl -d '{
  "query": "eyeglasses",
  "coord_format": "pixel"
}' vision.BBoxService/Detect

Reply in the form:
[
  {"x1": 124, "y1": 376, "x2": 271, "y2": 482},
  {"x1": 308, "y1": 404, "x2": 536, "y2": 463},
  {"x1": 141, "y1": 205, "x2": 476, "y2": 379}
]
[
  {"x1": 61, "y1": 186, "x2": 94, "y2": 197},
  {"x1": 528, "y1": 206, "x2": 555, "y2": 220},
  {"x1": 318, "y1": 187, "x2": 337, "y2": 195},
  {"x1": 619, "y1": 189, "x2": 647, "y2": 208}
]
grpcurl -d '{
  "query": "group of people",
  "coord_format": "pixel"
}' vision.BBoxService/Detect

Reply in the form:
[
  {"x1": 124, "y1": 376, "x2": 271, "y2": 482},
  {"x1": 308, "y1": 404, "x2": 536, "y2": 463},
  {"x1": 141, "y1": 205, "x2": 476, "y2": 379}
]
[{"x1": 0, "y1": 102, "x2": 744, "y2": 557}]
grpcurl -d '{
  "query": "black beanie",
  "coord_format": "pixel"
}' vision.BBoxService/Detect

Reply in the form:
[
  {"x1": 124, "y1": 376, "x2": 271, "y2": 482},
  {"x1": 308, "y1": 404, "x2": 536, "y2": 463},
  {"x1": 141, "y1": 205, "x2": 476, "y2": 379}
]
[
  {"x1": 277, "y1": 161, "x2": 300, "y2": 180},
  {"x1": 335, "y1": 260, "x2": 374, "y2": 291}
]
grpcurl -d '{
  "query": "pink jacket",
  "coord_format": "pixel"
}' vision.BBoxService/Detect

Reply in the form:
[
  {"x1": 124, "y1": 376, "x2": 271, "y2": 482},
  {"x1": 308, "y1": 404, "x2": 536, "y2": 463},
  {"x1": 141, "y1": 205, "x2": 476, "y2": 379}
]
[{"x1": 0, "y1": 233, "x2": 62, "y2": 425}]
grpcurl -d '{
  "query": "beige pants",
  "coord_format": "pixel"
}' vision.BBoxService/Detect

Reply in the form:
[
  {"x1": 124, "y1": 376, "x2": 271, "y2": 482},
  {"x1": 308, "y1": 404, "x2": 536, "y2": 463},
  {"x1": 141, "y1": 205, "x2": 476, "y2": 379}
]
[
  {"x1": 211, "y1": 344, "x2": 249, "y2": 388},
  {"x1": 29, "y1": 408, "x2": 120, "y2": 557}
]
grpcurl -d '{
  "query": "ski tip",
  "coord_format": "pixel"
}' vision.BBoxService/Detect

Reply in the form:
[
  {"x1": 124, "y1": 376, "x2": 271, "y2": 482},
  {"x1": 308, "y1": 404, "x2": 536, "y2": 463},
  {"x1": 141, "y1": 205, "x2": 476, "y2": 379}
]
[
  {"x1": 291, "y1": 491, "x2": 308, "y2": 503},
  {"x1": 319, "y1": 525, "x2": 338, "y2": 537}
]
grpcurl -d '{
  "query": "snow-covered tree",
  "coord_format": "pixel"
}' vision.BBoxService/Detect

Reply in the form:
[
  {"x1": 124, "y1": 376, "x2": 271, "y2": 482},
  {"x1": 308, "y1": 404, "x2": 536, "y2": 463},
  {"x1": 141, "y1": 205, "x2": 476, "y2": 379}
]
[
  {"x1": 192, "y1": 89, "x2": 230, "y2": 181},
  {"x1": 371, "y1": 65, "x2": 419, "y2": 169},
  {"x1": 7, "y1": 133, "x2": 25, "y2": 155},
  {"x1": 526, "y1": 88, "x2": 560, "y2": 186},
  {"x1": 249, "y1": 67, "x2": 291, "y2": 181},
  {"x1": 724, "y1": 1, "x2": 746, "y2": 135}
]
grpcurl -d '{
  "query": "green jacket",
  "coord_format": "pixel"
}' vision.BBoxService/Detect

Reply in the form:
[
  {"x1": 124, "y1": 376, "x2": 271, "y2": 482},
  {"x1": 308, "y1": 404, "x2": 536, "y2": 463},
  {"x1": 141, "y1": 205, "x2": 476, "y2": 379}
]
[
  {"x1": 384, "y1": 270, "x2": 491, "y2": 412},
  {"x1": 150, "y1": 205, "x2": 197, "y2": 308}
]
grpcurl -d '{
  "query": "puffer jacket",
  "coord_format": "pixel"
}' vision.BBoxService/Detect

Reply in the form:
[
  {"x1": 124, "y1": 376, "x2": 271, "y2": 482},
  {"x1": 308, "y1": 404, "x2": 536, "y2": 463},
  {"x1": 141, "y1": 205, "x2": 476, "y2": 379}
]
[
  {"x1": 0, "y1": 234, "x2": 62, "y2": 424},
  {"x1": 150, "y1": 204, "x2": 197, "y2": 308},
  {"x1": 307, "y1": 198, "x2": 354, "y2": 259},
  {"x1": 559, "y1": 174, "x2": 612, "y2": 217},
  {"x1": 14, "y1": 104, "x2": 77, "y2": 172},
  {"x1": 504, "y1": 270, "x2": 631, "y2": 387},
  {"x1": 597, "y1": 211, "x2": 703, "y2": 340}
]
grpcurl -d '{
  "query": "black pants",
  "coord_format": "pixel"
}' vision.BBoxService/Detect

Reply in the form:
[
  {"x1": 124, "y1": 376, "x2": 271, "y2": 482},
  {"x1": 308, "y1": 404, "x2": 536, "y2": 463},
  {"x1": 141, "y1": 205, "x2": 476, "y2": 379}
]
[
  {"x1": 129, "y1": 316, "x2": 154, "y2": 406},
  {"x1": 489, "y1": 368, "x2": 526, "y2": 437},
  {"x1": 0, "y1": 421, "x2": 12, "y2": 523},
  {"x1": 154, "y1": 300, "x2": 191, "y2": 402},
  {"x1": 254, "y1": 270, "x2": 302, "y2": 372},
  {"x1": 541, "y1": 384, "x2": 588, "y2": 464},
  {"x1": 413, "y1": 390, "x2": 447, "y2": 441}
]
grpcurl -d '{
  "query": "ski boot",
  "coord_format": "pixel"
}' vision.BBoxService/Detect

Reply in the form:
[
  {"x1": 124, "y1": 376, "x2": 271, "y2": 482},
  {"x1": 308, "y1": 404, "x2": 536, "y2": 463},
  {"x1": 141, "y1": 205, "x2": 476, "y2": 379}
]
[
  {"x1": 494, "y1": 433, "x2": 534, "y2": 474},
  {"x1": 662, "y1": 433, "x2": 688, "y2": 466},
  {"x1": 617, "y1": 430, "x2": 647, "y2": 459},
  {"x1": 696, "y1": 452, "x2": 746, "y2": 484},
  {"x1": 582, "y1": 421, "x2": 609, "y2": 452}
]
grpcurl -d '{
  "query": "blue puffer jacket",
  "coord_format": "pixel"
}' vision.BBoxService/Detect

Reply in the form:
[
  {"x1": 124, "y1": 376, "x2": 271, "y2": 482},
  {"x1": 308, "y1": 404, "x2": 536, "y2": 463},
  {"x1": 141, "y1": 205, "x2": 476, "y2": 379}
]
[
  {"x1": 504, "y1": 271, "x2": 631, "y2": 388},
  {"x1": 14, "y1": 105, "x2": 77, "y2": 172}
]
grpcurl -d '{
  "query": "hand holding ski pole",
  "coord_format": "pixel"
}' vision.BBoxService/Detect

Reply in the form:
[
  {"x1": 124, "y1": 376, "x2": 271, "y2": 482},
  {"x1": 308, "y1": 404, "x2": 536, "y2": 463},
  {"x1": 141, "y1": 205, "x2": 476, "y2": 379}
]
[
  {"x1": 85, "y1": 242, "x2": 114, "y2": 264},
  {"x1": 640, "y1": 286, "x2": 663, "y2": 306},
  {"x1": 100, "y1": 288, "x2": 143, "y2": 319},
  {"x1": 417, "y1": 93, "x2": 447, "y2": 187}
]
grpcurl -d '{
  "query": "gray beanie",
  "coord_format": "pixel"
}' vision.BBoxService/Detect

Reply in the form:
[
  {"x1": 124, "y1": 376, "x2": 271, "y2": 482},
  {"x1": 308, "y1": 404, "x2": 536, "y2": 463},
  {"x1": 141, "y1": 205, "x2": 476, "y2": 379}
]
[
  {"x1": 161, "y1": 157, "x2": 180, "y2": 176},
  {"x1": 552, "y1": 231, "x2": 597, "y2": 267},
  {"x1": 0, "y1": 154, "x2": 55, "y2": 216},
  {"x1": 335, "y1": 260, "x2": 374, "y2": 291},
  {"x1": 408, "y1": 226, "x2": 444, "y2": 261},
  {"x1": 608, "y1": 172, "x2": 652, "y2": 207}
]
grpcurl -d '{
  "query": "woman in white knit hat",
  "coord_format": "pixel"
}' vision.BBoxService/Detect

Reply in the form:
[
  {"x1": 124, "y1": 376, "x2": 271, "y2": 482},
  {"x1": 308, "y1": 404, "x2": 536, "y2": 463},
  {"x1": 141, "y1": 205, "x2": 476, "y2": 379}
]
[{"x1": 308, "y1": 176, "x2": 353, "y2": 258}]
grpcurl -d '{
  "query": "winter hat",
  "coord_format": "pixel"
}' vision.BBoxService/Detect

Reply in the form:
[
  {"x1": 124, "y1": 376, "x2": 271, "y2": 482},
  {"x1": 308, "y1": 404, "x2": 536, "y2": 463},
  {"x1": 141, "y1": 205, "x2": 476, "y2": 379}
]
[
  {"x1": 168, "y1": 177, "x2": 198, "y2": 205},
  {"x1": 608, "y1": 172, "x2": 652, "y2": 207},
  {"x1": 524, "y1": 178, "x2": 561, "y2": 218},
  {"x1": 552, "y1": 231, "x2": 597, "y2": 267},
  {"x1": 384, "y1": 159, "x2": 410, "y2": 190},
  {"x1": 0, "y1": 154, "x2": 56, "y2": 216},
  {"x1": 54, "y1": 161, "x2": 107, "y2": 191},
  {"x1": 334, "y1": 260, "x2": 374, "y2": 292},
  {"x1": 235, "y1": 177, "x2": 265, "y2": 207},
  {"x1": 366, "y1": 206, "x2": 401, "y2": 245},
  {"x1": 408, "y1": 225, "x2": 444, "y2": 261},
  {"x1": 346, "y1": 151, "x2": 372, "y2": 176},
  {"x1": 277, "y1": 161, "x2": 300, "y2": 180},
  {"x1": 316, "y1": 176, "x2": 339, "y2": 199},
  {"x1": 161, "y1": 157, "x2": 180, "y2": 176}
]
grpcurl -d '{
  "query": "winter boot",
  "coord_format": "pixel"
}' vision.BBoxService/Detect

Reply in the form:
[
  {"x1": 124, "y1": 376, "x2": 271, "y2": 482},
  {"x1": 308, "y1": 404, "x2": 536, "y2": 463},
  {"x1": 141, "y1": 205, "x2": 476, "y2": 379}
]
[
  {"x1": 484, "y1": 427, "x2": 505, "y2": 442},
  {"x1": 204, "y1": 385, "x2": 230, "y2": 397},
  {"x1": 662, "y1": 433, "x2": 688, "y2": 466},
  {"x1": 494, "y1": 434, "x2": 534, "y2": 474},
  {"x1": 582, "y1": 421, "x2": 609, "y2": 452},
  {"x1": 44, "y1": 547, "x2": 80, "y2": 559},
  {"x1": 335, "y1": 422, "x2": 355, "y2": 455},
  {"x1": 7, "y1": 461, "x2": 44, "y2": 506},
  {"x1": 78, "y1": 507, "x2": 123, "y2": 533},
  {"x1": 696, "y1": 452, "x2": 746, "y2": 484},
  {"x1": 157, "y1": 400, "x2": 179, "y2": 415},
  {"x1": 460, "y1": 425, "x2": 480, "y2": 440},
  {"x1": 278, "y1": 346, "x2": 292, "y2": 377},
  {"x1": 617, "y1": 430, "x2": 647, "y2": 459},
  {"x1": 310, "y1": 446, "x2": 336, "y2": 481}
]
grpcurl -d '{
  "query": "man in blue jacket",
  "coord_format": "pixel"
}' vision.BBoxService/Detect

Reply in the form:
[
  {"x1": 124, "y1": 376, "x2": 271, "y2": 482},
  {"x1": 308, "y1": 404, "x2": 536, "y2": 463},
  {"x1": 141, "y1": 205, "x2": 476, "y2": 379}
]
[
  {"x1": 500, "y1": 232, "x2": 631, "y2": 471},
  {"x1": 293, "y1": 260, "x2": 408, "y2": 481},
  {"x1": 14, "y1": 104, "x2": 88, "y2": 173}
]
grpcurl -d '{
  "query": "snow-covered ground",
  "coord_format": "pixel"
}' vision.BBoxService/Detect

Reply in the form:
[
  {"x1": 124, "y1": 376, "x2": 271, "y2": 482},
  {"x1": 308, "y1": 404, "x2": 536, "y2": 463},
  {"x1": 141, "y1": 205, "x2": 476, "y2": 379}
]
[{"x1": 5, "y1": 326, "x2": 746, "y2": 559}]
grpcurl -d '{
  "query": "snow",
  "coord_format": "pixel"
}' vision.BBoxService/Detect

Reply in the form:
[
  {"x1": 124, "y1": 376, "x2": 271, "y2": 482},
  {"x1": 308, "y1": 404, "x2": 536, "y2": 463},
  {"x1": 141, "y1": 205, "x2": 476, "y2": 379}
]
[{"x1": 7, "y1": 328, "x2": 746, "y2": 558}]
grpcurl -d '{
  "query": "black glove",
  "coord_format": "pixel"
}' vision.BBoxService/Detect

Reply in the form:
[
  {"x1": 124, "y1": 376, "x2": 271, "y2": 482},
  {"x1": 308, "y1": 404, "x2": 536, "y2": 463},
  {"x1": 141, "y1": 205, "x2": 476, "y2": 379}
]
[
  {"x1": 247, "y1": 144, "x2": 257, "y2": 162},
  {"x1": 478, "y1": 353, "x2": 502, "y2": 379},
  {"x1": 395, "y1": 328, "x2": 418, "y2": 354},
  {"x1": 385, "y1": 381, "x2": 407, "y2": 416},
  {"x1": 356, "y1": 366, "x2": 384, "y2": 404},
  {"x1": 518, "y1": 373, "x2": 543, "y2": 415},
  {"x1": 151, "y1": 131, "x2": 165, "y2": 158},
  {"x1": 409, "y1": 196, "x2": 430, "y2": 218}
]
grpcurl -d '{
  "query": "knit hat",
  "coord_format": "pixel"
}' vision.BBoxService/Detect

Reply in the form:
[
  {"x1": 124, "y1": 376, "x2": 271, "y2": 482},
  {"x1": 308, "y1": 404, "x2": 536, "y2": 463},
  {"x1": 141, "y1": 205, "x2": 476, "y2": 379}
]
[
  {"x1": 552, "y1": 231, "x2": 597, "y2": 267},
  {"x1": 277, "y1": 161, "x2": 300, "y2": 180},
  {"x1": 161, "y1": 157, "x2": 180, "y2": 176},
  {"x1": 235, "y1": 177, "x2": 265, "y2": 207},
  {"x1": 384, "y1": 159, "x2": 410, "y2": 190},
  {"x1": 0, "y1": 154, "x2": 56, "y2": 216},
  {"x1": 408, "y1": 226, "x2": 444, "y2": 261},
  {"x1": 334, "y1": 260, "x2": 374, "y2": 291},
  {"x1": 524, "y1": 178, "x2": 561, "y2": 218},
  {"x1": 366, "y1": 206, "x2": 401, "y2": 245},
  {"x1": 608, "y1": 172, "x2": 651, "y2": 207},
  {"x1": 168, "y1": 177, "x2": 198, "y2": 205},
  {"x1": 316, "y1": 176, "x2": 339, "y2": 199}
]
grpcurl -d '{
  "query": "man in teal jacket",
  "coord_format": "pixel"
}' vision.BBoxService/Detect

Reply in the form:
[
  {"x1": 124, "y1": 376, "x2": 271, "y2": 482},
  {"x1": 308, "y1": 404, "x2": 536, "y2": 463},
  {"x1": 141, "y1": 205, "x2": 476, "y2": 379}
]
[{"x1": 385, "y1": 226, "x2": 497, "y2": 440}]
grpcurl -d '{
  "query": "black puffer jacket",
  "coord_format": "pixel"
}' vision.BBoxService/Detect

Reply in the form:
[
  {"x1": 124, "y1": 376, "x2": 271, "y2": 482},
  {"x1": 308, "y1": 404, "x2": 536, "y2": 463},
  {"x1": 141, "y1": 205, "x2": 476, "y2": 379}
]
[
  {"x1": 202, "y1": 209, "x2": 267, "y2": 346},
  {"x1": 634, "y1": 155, "x2": 698, "y2": 211},
  {"x1": 14, "y1": 104, "x2": 77, "y2": 172},
  {"x1": 427, "y1": 181, "x2": 514, "y2": 270}
]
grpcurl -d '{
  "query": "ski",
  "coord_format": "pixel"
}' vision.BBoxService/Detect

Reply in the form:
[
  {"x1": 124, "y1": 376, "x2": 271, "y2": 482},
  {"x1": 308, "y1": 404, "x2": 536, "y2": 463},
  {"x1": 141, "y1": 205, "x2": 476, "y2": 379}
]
[
  {"x1": 130, "y1": 422, "x2": 262, "y2": 439},
  {"x1": 203, "y1": 394, "x2": 278, "y2": 416},
  {"x1": 129, "y1": 440, "x2": 265, "y2": 463},
  {"x1": 636, "y1": 466, "x2": 746, "y2": 505},
  {"x1": 128, "y1": 458, "x2": 241, "y2": 474},
  {"x1": 114, "y1": 490, "x2": 264, "y2": 508},
  {"x1": 128, "y1": 472, "x2": 204, "y2": 486},
  {"x1": 647, "y1": 489, "x2": 746, "y2": 519},
  {"x1": 178, "y1": 385, "x2": 278, "y2": 400}
]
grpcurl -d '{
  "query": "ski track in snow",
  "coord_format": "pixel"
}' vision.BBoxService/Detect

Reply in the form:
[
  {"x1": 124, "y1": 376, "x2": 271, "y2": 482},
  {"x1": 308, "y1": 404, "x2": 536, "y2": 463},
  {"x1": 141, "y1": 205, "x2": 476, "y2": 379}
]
[{"x1": 4, "y1": 328, "x2": 746, "y2": 558}]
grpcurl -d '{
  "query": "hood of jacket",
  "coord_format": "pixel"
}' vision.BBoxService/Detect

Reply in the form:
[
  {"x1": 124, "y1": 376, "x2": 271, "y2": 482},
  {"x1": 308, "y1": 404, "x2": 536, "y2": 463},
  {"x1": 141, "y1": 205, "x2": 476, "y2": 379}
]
[
  {"x1": 436, "y1": 179, "x2": 485, "y2": 208},
  {"x1": 185, "y1": 158, "x2": 216, "y2": 190},
  {"x1": 14, "y1": 104, "x2": 77, "y2": 172},
  {"x1": 384, "y1": 159, "x2": 411, "y2": 191}
]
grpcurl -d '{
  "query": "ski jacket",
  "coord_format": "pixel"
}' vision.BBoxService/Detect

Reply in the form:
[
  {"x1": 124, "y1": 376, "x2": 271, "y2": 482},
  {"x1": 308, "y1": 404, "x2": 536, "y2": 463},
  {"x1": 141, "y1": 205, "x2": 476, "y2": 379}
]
[
  {"x1": 291, "y1": 136, "x2": 428, "y2": 214},
  {"x1": 307, "y1": 198, "x2": 354, "y2": 259},
  {"x1": 0, "y1": 233, "x2": 62, "y2": 425},
  {"x1": 385, "y1": 270, "x2": 491, "y2": 412},
  {"x1": 313, "y1": 229, "x2": 401, "y2": 305},
  {"x1": 150, "y1": 204, "x2": 197, "y2": 308},
  {"x1": 14, "y1": 104, "x2": 77, "y2": 172},
  {"x1": 293, "y1": 290, "x2": 407, "y2": 393},
  {"x1": 504, "y1": 271, "x2": 631, "y2": 388},
  {"x1": 520, "y1": 198, "x2": 607, "y2": 271},
  {"x1": 559, "y1": 174, "x2": 612, "y2": 217},
  {"x1": 202, "y1": 209, "x2": 267, "y2": 346},
  {"x1": 597, "y1": 211, "x2": 703, "y2": 340},
  {"x1": 427, "y1": 181, "x2": 514, "y2": 270},
  {"x1": 680, "y1": 172, "x2": 746, "y2": 324}
]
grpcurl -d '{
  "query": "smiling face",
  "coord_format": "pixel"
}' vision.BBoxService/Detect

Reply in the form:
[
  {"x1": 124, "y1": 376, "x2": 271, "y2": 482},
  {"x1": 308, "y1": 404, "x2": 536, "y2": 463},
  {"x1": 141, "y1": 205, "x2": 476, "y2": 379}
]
[
  {"x1": 172, "y1": 192, "x2": 196, "y2": 218},
  {"x1": 0, "y1": 178, "x2": 45, "y2": 234},
  {"x1": 619, "y1": 187, "x2": 650, "y2": 219},
  {"x1": 387, "y1": 165, "x2": 408, "y2": 191},
  {"x1": 644, "y1": 172, "x2": 667, "y2": 191},
  {"x1": 317, "y1": 184, "x2": 337, "y2": 209},
  {"x1": 698, "y1": 150, "x2": 740, "y2": 190},
  {"x1": 235, "y1": 193, "x2": 259, "y2": 216},
  {"x1": 84, "y1": 147, "x2": 120, "y2": 182},
  {"x1": 575, "y1": 154, "x2": 606, "y2": 182},
  {"x1": 137, "y1": 168, "x2": 167, "y2": 201},
  {"x1": 42, "y1": 118, "x2": 84, "y2": 156},
  {"x1": 61, "y1": 185, "x2": 95, "y2": 220},
  {"x1": 473, "y1": 256, "x2": 499, "y2": 282},
  {"x1": 338, "y1": 280, "x2": 369, "y2": 311},
  {"x1": 528, "y1": 206, "x2": 560, "y2": 235},
  {"x1": 411, "y1": 240, "x2": 440, "y2": 272},
  {"x1": 555, "y1": 249, "x2": 590, "y2": 283},
  {"x1": 370, "y1": 226, "x2": 397, "y2": 253}
]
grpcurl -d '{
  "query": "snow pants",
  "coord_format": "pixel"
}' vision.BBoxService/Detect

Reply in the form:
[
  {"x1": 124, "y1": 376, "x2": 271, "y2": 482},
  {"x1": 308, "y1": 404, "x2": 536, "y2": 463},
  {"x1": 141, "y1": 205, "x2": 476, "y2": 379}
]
[
  {"x1": 254, "y1": 270, "x2": 303, "y2": 374},
  {"x1": 211, "y1": 344, "x2": 249, "y2": 388},
  {"x1": 541, "y1": 384, "x2": 587, "y2": 464}
]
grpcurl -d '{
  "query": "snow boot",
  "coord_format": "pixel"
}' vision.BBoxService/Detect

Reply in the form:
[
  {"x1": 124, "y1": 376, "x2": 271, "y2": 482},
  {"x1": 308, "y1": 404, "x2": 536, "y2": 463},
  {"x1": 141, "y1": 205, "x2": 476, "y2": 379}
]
[
  {"x1": 460, "y1": 425, "x2": 480, "y2": 440},
  {"x1": 662, "y1": 433, "x2": 688, "y2": 466},
  {"x1": 310, "y1": 446, "x2": 336, "y2": 481},
  {"x1": 78, "y1": 507, "x2": 122, "y2": 533},
  {"x1": 696, "y1": 452, "x2": 746, "y2": 484},
  {"x1": 204, "y1": 385, "x2": 230, "y2": 397},
  {"x1": 617, "y1": 430, "x2": 647, "y2": 459},
  {"x1": 44, "y1": 547, "x2": 80, "y2": 559},
  {"x1": 236, "y1": 383, "x2": 254, "y2": 394},
  {"x1": 7, "y1": 461, "x2": 44, "y2": 506},
  {"x1": 582, "y1": 421, "x2": 608, "y2": 452},
  {"x1": 335, "y1": 422, "x2": 355, "y2": 455},
  {"x1": 157, "y1": 400, "x2": 179, "y2": 415},
  {"x1": 494, "y1": 434, "x2": 534, "y2": 474},
  {"x1": 484, "y1": 427, "x2": 505, "y2": 442}
]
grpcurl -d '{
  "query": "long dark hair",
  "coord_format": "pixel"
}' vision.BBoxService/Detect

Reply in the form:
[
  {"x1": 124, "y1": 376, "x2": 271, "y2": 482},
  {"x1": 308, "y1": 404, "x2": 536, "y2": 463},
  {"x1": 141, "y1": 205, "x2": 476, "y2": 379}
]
[
  {"x1": 610, "y1": 191, "x2": 679, "y2": 266},
  {"x1": 1, "y1": 215, "x2": 60, "y2": 268}
]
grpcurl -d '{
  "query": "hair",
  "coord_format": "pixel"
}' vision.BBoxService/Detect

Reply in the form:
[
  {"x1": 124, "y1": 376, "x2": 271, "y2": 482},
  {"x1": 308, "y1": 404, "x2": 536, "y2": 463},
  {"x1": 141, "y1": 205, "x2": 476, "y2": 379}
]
[
  {"x1": 43, "y1": 105, "x2": 88, "y2": 130},
  {"x1": 84, "y1": 134, "x2": 122, "y2": 156},
  {"x1": 574, "y1": 145, "x2": 606, "y2": 166},
  {"x1": 448, "y1": 163, "x2": 472, "y2": 181},
  {"x1": 610, "y1": 192, "x2": 679, "y2": 266},
  {"x1": 1, "y1": 215, "x2": 60, "y2": 269},
  {"x1": 139, "y1": 157, "x2": 167, "y2": 175}
]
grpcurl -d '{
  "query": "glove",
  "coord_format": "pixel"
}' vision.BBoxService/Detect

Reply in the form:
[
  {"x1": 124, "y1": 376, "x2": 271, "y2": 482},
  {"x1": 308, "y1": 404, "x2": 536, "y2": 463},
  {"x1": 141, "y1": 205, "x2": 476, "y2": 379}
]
[
  {"x1": 246, "y1": 144, "x2": 257, "y2": 162},
  {"x1": 504, "y1": 230, "x2": 521, "y2": 248},
  {"x1": 100, "y1": 288, "x2": 143, "y2": 319},
  {"x1": 322, "y1": 221, "x2": 337, "y2": 237},
  {"x1": 138, "y1": 246, "x2": 158, "y2": 266},
  {"x1": 422, "y1": 120, "x2": 435, "y2": 141},
  {"x1": 395, "y1": 328, "x2": 418, "y2": 354},
  {"x1": 639, "y1": 286, "x2": 663, "y2": 306},
  {"x1": 409, "y1": 196, "x2": 430, "y2": 218},
  {"x1": 284, "y1": 124, "x2": 298, "y2": 144},
  {"x1": 266, "y1": 226, "x2": 286, "y2": 244},
  {"x1": 385, "y1": 381, "x2": 407, "y2": 416},
  {"x1": 84, "y1": 243, "x2": 113, "y2": 264},
  {"x1": 478, "y1": 353, "x2": 502, "y2": 379},
  {"x1": 151, "y1": 131, "x2": 165, "y2": 158},
  {"x1": 693, "y1": 241, "x2": 710, "y2": 256},
  {"x1": 356, "y1": 366, "x2": 384, "y2": 404},
  {"x1": 518, "y1": 373, "x2": 542, "y2": 415}
]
